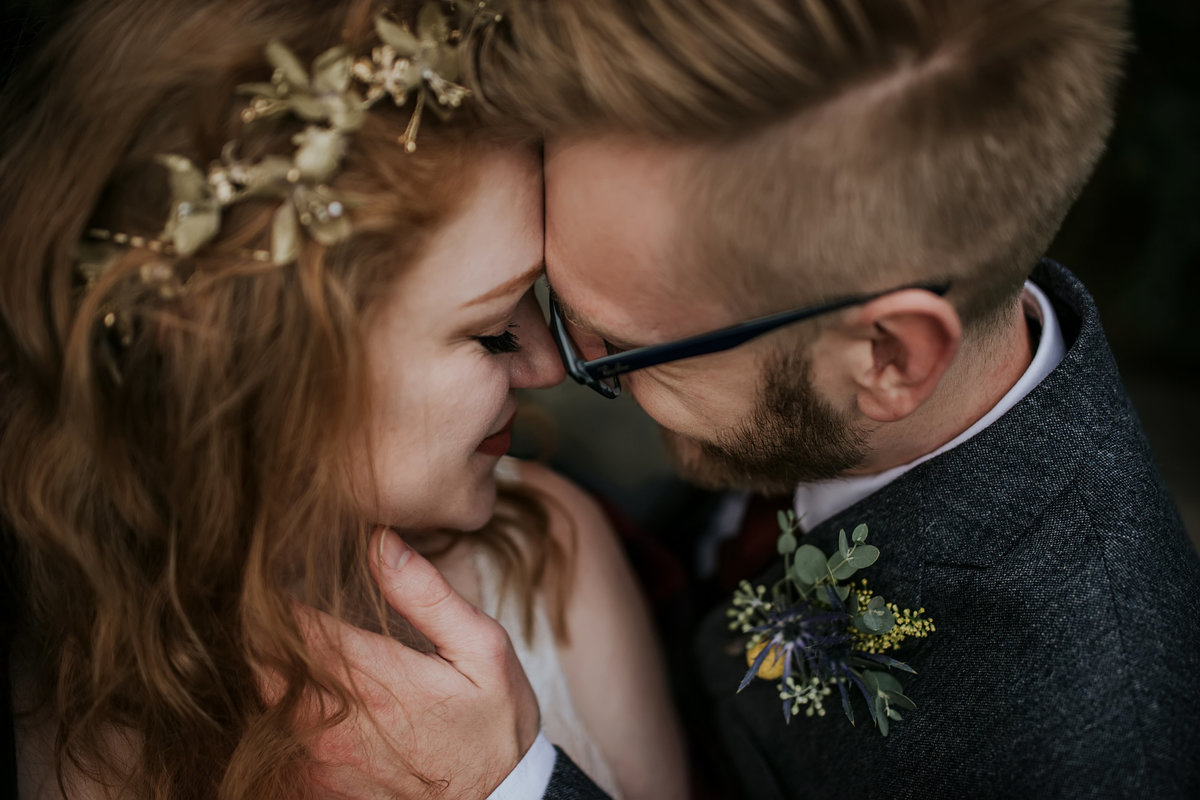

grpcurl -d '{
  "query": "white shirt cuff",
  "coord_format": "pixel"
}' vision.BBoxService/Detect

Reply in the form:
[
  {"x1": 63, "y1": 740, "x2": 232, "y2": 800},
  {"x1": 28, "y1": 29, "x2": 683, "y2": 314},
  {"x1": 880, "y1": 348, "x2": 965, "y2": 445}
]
[{"x1": 487, "y1": 731, "x2": 556, "y2": 800}]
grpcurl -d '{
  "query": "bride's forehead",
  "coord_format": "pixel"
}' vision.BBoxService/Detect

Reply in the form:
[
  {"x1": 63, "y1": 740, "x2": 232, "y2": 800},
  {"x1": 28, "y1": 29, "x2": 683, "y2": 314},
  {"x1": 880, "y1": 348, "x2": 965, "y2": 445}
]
[{"x1": 384, "y1": 154, "x2": 543, "y2": 312}]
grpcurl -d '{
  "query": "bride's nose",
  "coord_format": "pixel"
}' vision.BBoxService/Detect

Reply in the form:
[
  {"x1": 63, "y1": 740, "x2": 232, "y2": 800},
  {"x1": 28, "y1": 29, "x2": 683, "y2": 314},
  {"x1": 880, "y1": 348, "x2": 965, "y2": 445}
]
[{"x1": 509, "y1": 291, "x2": 565, "y2": 389}]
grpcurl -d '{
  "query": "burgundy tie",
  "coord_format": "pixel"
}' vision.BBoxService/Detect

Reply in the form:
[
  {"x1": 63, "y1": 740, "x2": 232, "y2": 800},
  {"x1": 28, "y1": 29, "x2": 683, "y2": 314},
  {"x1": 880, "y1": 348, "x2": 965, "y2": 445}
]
[{"x1": 715, "y1": 493, "x2": 794, "y2": 594}]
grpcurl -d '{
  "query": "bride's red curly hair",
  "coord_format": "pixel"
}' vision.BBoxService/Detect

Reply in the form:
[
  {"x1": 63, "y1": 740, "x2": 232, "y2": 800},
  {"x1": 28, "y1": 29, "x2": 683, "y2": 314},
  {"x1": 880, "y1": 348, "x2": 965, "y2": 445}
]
[{"x1": 0, "y1": 1, "x2": 561, "y2": 796}]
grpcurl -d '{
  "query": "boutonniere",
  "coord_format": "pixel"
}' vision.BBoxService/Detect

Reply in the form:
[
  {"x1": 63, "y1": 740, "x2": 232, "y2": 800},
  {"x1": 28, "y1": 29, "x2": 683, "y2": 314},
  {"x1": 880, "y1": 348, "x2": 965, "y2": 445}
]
[{"x1": 728, "y1": 511, "x2": 934, "y2": 736}]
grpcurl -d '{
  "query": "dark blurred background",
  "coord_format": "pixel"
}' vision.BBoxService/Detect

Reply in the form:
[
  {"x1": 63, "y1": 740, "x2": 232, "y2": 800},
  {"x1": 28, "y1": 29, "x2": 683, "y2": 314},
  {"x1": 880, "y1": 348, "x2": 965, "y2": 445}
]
[{"x1": 3, "y1": 0, "x2": 1196, "y2": 542}]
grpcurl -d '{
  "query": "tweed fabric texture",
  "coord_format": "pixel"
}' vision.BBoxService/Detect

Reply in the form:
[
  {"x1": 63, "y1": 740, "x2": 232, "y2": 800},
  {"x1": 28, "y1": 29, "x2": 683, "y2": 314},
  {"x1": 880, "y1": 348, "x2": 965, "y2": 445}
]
[
  {"x1": 545, "y1": 747, "x2": 614, "y2": 799},
  {"x1": 689, "y1": 261, "x2": 1200, "y2": 798}
]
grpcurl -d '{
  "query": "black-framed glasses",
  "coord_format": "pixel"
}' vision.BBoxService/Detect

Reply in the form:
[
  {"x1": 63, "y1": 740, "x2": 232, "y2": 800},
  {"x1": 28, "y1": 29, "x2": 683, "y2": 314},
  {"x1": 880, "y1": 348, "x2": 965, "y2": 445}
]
[{"x1": 548, "y1": 281, "x2": 950, "y2": 398}]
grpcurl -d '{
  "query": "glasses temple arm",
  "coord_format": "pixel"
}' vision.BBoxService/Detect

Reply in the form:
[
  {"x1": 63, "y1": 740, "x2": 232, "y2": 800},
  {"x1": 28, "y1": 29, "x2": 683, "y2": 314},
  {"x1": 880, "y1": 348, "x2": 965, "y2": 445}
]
[{"x1": 587, "y1": 281, "x2": 949, "y2": 379}]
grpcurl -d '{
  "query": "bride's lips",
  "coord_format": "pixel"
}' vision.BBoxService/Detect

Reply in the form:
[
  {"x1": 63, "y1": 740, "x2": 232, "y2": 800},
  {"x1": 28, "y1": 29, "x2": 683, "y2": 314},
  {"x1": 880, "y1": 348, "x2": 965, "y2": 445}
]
[{"x1": 476, "y1": 411, "x2": 516, "y2": 457}]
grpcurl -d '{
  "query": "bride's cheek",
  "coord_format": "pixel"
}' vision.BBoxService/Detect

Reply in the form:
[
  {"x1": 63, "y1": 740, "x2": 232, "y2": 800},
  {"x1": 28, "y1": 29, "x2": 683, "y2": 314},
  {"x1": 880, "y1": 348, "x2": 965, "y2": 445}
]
[{"x1": 452, "y1": 357, "x2": 506, "y2": 426}]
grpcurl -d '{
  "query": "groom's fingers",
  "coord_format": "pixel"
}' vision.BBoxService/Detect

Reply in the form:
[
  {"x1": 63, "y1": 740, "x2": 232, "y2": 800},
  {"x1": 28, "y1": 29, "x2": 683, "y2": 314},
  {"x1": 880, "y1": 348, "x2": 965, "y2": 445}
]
[
  {"x1": 366, "y1": 528, "x2": 541, "y2": 752},
  {"x1": 275, "y1": 529, "x2": 540, "y2": 796},
  {"x1": 368, "y1": 527, "x2": 514, "y2": 680},
  {"x1": 288, "y1": 599, "x2": 431, "y2": 690}
]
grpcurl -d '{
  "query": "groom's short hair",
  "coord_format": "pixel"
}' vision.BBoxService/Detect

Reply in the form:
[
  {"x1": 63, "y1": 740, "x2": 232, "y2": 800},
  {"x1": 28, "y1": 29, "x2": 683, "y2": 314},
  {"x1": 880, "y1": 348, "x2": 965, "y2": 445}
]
[{"x1": 475, "y1": 0, "x2": 1128, "y2": 331}]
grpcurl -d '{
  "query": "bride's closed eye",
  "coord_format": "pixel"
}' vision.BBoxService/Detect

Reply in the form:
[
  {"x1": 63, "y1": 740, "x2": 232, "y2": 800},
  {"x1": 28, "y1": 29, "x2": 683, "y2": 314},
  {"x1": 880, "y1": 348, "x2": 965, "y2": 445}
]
[{"x1": 475, "y1": 324, "x2": 521, "y2": 355}]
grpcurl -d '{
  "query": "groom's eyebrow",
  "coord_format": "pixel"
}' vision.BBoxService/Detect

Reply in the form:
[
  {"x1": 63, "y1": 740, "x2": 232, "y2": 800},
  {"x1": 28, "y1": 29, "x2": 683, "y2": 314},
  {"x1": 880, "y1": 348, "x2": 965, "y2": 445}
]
[
  {"x1": 553, "y1": 293, "x2": 640, "y2": 351},
  {"x1": 461, "y1": 261, "x2": 544, "y2": 308}
]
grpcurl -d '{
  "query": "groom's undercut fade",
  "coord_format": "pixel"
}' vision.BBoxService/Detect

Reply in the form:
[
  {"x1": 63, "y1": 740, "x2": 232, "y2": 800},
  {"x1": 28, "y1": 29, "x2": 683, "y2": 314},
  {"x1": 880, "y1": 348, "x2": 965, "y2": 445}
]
[{"x1": 472, "y1": 0, "x2": 1128, "y2": 332}]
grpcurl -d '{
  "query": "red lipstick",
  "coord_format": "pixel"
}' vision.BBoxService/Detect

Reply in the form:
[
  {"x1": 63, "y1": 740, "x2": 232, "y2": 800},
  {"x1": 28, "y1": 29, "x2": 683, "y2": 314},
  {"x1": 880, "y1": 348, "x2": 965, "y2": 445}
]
[{"x1": 476, "y1": 411, "x2": 516, "y2": 457}]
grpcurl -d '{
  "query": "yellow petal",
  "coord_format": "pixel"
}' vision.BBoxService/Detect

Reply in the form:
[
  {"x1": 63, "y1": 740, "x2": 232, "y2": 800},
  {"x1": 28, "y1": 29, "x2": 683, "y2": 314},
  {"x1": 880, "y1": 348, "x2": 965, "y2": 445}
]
[{"x1": 746, "y1": 641, "x2": 785, "y2": 680}]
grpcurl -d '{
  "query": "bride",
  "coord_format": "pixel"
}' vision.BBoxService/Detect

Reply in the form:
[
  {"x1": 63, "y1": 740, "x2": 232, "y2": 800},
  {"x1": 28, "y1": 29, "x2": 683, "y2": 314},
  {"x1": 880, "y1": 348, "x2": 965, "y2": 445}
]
[{"x1": 0, "y1": 0, "x2": 684, "y2": 797}]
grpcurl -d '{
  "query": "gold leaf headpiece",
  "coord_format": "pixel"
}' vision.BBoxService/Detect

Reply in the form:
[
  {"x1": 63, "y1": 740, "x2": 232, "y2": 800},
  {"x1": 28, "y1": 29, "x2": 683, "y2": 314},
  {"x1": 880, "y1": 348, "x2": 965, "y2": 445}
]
[
  {"x1": 80, "y1": 1, "x2": 500, "y2": 274},
  {"x1": 76, "y1": 2, "x2": 504, "y2": 380}
]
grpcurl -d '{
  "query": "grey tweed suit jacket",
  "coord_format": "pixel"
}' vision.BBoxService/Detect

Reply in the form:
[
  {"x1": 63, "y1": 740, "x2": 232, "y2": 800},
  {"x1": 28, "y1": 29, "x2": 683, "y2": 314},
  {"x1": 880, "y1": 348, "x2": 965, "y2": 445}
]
[
  {"x1": 543, "y1": 261, "x2": 1200, "y2": 798},
  {"x1": 689, "y1": 261, "x2": 1200, "y2": 798}
]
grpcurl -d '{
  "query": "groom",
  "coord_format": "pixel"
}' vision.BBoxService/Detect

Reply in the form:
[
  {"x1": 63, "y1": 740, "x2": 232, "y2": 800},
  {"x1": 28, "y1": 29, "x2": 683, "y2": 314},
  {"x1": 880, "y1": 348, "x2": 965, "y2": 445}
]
[{"x1": 305, "y1": 0, "x2": 1200, "y2": 797}]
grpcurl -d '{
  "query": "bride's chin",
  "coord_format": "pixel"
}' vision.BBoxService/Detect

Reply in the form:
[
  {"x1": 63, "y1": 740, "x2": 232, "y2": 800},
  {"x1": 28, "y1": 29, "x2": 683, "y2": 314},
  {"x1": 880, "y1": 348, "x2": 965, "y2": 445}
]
[
  {"x1": 448, "y1": 473, "x2": 499, "y2": 532},
  {"x1": 374, "y1": 472, "x2": 498, "y2": 533}
]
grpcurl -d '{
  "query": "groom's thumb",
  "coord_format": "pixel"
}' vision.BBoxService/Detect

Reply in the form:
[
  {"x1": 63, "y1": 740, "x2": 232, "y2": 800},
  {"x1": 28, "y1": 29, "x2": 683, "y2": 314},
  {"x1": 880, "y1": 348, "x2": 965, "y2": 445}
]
[{"x1": 368, "y1": 526, "x2": 510, "y2": 674}]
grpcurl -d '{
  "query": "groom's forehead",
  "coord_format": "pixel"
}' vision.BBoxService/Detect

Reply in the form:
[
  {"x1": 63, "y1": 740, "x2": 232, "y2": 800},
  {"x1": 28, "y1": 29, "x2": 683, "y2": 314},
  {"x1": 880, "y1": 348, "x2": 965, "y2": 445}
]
[
  {"x1": 544, "y1": 137, "x2": 694, "y2": 285},
  {"x1": 543, "y1": 136, "x2": 737, "y2": 333}
]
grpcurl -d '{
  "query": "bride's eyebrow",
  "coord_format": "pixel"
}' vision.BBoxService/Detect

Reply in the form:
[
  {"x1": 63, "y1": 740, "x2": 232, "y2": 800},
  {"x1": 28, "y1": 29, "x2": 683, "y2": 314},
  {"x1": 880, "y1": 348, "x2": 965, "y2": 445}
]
[{"x1": 460, "y1": 261, "x2": 544, "y2": 308}]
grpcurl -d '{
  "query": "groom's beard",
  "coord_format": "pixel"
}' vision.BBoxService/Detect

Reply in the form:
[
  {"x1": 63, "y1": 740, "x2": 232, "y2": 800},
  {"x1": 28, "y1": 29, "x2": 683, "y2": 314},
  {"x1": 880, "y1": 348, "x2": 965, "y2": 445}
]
[{"x1": 661, "y1": 350, "x2": 869, "y2": 494}]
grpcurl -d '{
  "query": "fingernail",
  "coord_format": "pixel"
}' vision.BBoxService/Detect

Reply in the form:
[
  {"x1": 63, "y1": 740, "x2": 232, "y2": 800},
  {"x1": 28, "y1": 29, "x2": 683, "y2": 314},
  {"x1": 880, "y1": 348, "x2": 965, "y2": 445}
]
[{"x1": 378, "y1": 529, "x2": 412, "y2": 570}]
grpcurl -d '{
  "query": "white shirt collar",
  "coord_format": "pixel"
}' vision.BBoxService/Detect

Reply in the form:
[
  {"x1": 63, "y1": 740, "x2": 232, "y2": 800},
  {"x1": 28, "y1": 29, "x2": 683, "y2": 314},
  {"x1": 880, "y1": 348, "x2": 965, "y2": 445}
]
[{"x1": 791, "y1": 280, "x2": 1065, "y2": 532}]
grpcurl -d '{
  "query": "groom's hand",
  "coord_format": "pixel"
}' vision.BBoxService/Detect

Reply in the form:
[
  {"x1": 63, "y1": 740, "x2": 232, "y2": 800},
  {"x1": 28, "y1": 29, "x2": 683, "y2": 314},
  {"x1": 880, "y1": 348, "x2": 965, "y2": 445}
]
[{"x1": 292, "y1": 528, "x2": 540, "y2": 799}]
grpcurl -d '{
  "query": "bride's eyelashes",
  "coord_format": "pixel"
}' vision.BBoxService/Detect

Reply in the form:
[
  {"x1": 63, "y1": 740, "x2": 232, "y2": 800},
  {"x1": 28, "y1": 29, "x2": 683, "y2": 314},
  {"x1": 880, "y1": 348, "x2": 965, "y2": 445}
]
[{"x1": 475, "y1": 324, "x2": 521, "y2": 355}]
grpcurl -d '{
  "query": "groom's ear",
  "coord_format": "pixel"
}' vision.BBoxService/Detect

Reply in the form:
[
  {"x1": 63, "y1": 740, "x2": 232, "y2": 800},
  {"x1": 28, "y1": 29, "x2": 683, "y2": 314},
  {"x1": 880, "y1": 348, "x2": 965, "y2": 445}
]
[{"x1": 824, "y1": 289, "x2": 962, "y2": 423}]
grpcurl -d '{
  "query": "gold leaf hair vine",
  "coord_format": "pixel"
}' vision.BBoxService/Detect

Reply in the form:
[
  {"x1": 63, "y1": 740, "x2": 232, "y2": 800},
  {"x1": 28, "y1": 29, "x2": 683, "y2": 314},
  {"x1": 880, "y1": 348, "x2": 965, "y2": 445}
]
[
  {"x1": 80, "y1": 1, "x2": 500, "y2": 272},
  {"x1": 76, "y1": 2, "x2": 504, "y2": 378}
]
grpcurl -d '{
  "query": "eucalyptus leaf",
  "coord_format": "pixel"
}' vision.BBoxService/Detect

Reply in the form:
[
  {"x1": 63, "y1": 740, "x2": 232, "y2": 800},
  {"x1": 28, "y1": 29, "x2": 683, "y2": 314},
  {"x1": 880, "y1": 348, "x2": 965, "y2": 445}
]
[
  {"x1": 375, "y1": 16, "x2": 421, "y2": 56},
  {"x1": 827, "y1": 552, "x2": 857, "y2": 581},
  {"x1": 877, "y1": 700, "x2": 890, "y2": 736},
  {"x1": 871, "y1": 671, "x2": 904, "y2": 694},
  {"x1": 870, "y1": 603, "x2": 896, "y2": 632},
  {"x1": 839, "y1": 529, "x2": 849, "y2": 558},
  {"x1": 848, "y1": 543, "x2": 880, "y2": 569},
  {"x1": 271, "y1": 203, "x2": 300, "y2": 265},
  {"x1": 852, "y1": 523, "x2": 869, "y2": 543},
  {"x1": 864, "y1": 597, "x2": 902, "y2": 633},
  {"x1": 777, "y1": 531, "x2": 797, "y2": 556},
  {"x1": 851, "y1": 673, "x2": 877, "y2": 723},
  {"x1": 835, "y1": 584, "x2": 850, "y2": 602},
  {"x1": 776, "y1": 510, "x2": 790, "y2": 532},
  {"x1": 266, "y1": 40, "x2": 309, "y2": 88},
  {"x1": 790, "y1": 545, "x2": 826, "y2": 588},
  {"x1": 854, "y1": 605, "x2": 894, "y2": 634},
  {"x1": 889, "y1": 692, "x2": 917, "y2": 712}
]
